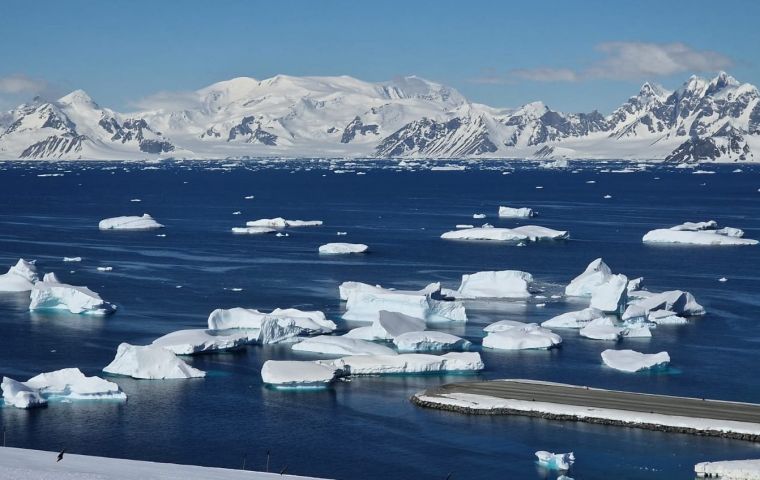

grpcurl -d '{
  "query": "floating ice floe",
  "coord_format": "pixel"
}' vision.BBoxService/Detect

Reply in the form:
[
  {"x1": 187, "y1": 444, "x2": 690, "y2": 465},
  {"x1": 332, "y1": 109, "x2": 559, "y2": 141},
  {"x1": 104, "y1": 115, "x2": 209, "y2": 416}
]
[
  {"x1": 63, "y1": 257, "x2": 82, "y2": 262},
  {"x1": 0, "y1": 259, "x2": 38, "y2": 292},
  {"x1": 318, "y1": 243, "x2": 368, "y2": 255},
  {"x1": 472, "y1": 213, "x2": 486, "y2": 219},
  {"x1": 261, "y1": 360, "x2": 340, "y2": 388},
  {"x1": 29, "y1": 272, "x2": 115, "y2": 315},
  {"x1": 541, "y1": 308, "x2": 606, "y2": 328},
  {"x1": 98, "y1": 214, "x2": 164, "y2": 231},
  {"x1": 1, "y1": 377, "x2": 46, "y2": 409},
  {"x1": 441, "y1": 226, "x2": 567, "y2": 242},
  {"x1": 393, "y1": 331, "x2": 470, "y2": 352},
  {"x1": 623, "y1": 290, "x2": 705, "y2": 321},
  {"x1": 482, "y1": 324, "x2": 562, "y2": 350},
  {"x1": 231, "y1": 226, "x2": 276, "y2": 235},
  {"x1": 601, "y1": 349, "x2": 670, "y2": 372},
  {"x1": 536, "y1": 451, "x2": 575, "y2": 471},
  {"x1": 448, "y1": 270, "x2": 533, "y2": 299},
  {"x1": 455, "y1": 224, "x2": 474, "y2": 229},
  {"x1": 151, "y1": 329, "x2": 259, "y2": 355},
  {"x1": 246, "y1": 217, "x2": 323, "y2": 228},
  {"x1": 2, "y1": 368, "x2": 126, "y2": 409},
  {"x1": 643, "y1": 220, "x2": 758, "y2": 246},
  {"x1": 341, "y1": 282, "x2": 466, "y2": 323},
  {"x1": 498, "y1": 206, "x2": 534, "y2": 218},
  {"x1": 207, "y1": 307, "x2": 336, "y2": 334},
  {"x1": 318, "y1": 352, "x2": 483, "y2": 375},
  {"x1": 97, "y1": 266, "x2": 113, "y2": 272},
  {"x1": 103, "y1": 343, "x2": 205, "y2": 379},
  {"x1": 292, "y1": 335, "x2": 397, "y2": 356},
  {"x1": 579, "y1": 318, "x2": 623, "y2": 340}
]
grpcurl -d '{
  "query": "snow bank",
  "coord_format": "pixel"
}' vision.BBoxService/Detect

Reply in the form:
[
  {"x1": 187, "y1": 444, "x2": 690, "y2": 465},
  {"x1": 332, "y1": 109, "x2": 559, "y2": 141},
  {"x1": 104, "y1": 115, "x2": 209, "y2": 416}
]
[
  {"x1": 541, "y1": 308, "x2": 606, "y2": 328},
  {"x1": 601, "y1": 349, "x2": 670, "y2": 372},
  {"x1": 292, "y1": 336, "x2": 397, "y2": 356},
  {"x1": 207, "y1": 307, "x2": 336, "y2": 333},
  {"x1": 103, "y1": 343, "x2": 205, "y2": 379},
  {"x1": 498, "y1": 206, "x2": 534, "y2": 218},
  {"x1": 536, "y1": 451, "x2": 575, "y2": 471},
  {"x1": 643, "y1": 221, "x2": 758, "y2": 246},
  {"x1": 261, "y1": 360, "x2": 339, "y2": 388},
  {"x1": 151, "y1": 329, "x2": 258, "y2": 355},
  {"x1": 579, "y1": 318, "x2": 623, "y2": 340},
  {"x1": 98, "y1": 214, "x2": 164, "y2": 230},
  {"x1": 319, "y1": 352, "x2": 484, "y2": 375},
  {"x1": 482, "y1": 324, "x2": 562, "y2": 350},
  {"x1": 246, "y1": 217, "x2": 322, "y2": 228},
  {"x1": 0, "y1": 259, "x2": 38, "y2": 292},
  {"x1": 1, "y1": 377, "x2": 46, "y2": 409},
  {"x1": 318, "y1": 243, "x2": 368, "y2": 254},
  {"x1": 453, "y1": 270, "x2": 533, "y2": 299},
  {"x1": 341, "y1": 283, "x2": 466, "y2": 323},
  {"x1": 695, "y1": 459, "x2": 760, "y2": 479},
  {"x1": 393, "y1": 331, "x2": 471, "y2": 352},
  {"x1": 29, "y1": 273, "x2": 115, "y2": 315}
]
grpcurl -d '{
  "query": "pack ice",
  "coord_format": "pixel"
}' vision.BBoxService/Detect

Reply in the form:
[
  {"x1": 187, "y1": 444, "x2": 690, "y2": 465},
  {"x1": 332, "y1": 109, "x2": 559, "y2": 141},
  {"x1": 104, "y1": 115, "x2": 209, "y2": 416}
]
[
  {"x1": 643, "y1": 220, "x2": 758, "y2": 246},
  {"x1": 340, "y1": 282, "x2": 467, "y2": 323},
  {"x1": 29, "y1": 272, "x2": 116, "y2": 315},
  {"x1": 103, "y1": 343, "x2": 206, "y2": 379},
  {"x1": 98, "y1": 214, "x2": 164, "y2": 230},
  {"x1": 0, "y1": 259, "x2": 38, "y2": 292},
  {"x1": 2, "y1": 368, "x2": 126, "y2": 409}
]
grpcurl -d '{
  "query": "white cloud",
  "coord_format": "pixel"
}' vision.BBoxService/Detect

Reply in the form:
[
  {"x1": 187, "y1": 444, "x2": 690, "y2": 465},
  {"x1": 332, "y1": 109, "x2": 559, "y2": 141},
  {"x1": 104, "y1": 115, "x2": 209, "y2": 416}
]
[{"x1": 0, "y1": 74, "x2": 48, "y2": 94}]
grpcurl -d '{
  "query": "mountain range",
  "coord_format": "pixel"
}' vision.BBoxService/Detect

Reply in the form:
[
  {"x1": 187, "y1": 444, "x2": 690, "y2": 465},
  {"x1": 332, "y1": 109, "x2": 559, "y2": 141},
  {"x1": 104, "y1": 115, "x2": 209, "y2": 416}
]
[{"x1": 0, "y1": 72, "x2": 758, "y2": 162}]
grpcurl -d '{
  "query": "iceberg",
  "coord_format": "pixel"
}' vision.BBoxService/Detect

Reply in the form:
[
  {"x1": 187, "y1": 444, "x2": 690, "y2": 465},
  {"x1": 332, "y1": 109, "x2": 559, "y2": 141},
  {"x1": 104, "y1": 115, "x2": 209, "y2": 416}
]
[
  {"x1": 318, "y1": 243, "x2": 368, "y2": 254},
  {"x1": 29, "y1": 273, "x2": 115, "y2": 315},
  {"x1": 536, "y1": 451, "x2": 575, "y2": 471},
  {"x1": 98, "y1": 214, "x2": 164, "y2": 230},
  {"x1": 338, "y1": 281, "x2": 440, "y2": 301},
  {"x1": 341, "y1": 283, "x2": 466, "y2": 323},
  {"x1": 1, "y1": 377, "x2": 46, "y2": 409},
  {"x1": 441, "y1": 225, "x2": 567, "y2": 242},
  {"x1": 601, "y1": 349, "x2": 670, "y2": 372},
  {"x1": 498, "y1": 206, "x2": 534, "y2": 218},
  {"x1": 510, "y1": 225, "x2": 568, "y2": 241},
  {"x1": 589, "y1": 274, "x2": 628, "y2": 314},
  {"x1": 483, "y1": 320, "x2": 531, "y2": 332},
  {"x1": 643, "y1": 220, "x2": 758, "y2": 246},
  {"x1": 103, "y1": 343, "x2": 206, "y2": 379},
  {"x1": 482, "y1": 324, "x2": 562, "y2": 350},
  {"x1": 565, "y1": 258, "x2": 613, "y2": 297},
  {"x1": 231, "y1": 226, "x2": 276, "y2": 234},
  {"x1": 151, "y1": 329, "x2": 259, "y2": 355},
  {"x1": 0, "y1": 259, "x2": 38, "y2": 292},
  {"x1": 541, "y1": 308, "x2": 606, "y2": 328},
  {"x1": 623, "y1": 290, "x2": 705, "y2": 320},
  {"x1": 261, "y1": 360, "x2": 340, "y2": 388},
  {"x1": 246, "y1": 217, "x2": 322, "y2": 228},
  {"x1": 453, "y1": 270, "x2": 533, "y2": 299},
  {"x1": 207, "y1": 307, "x2": 336, "y2": 333},
  {"x1": 318, "y1": 352, "x2": 483, "y2": 375},
  {"x1": 393, "y1": 331, "x2": 471, "y2": 352},
  {"x1": 646, "y1": 309, "x2": 687, "y2": 325},
  {"x1": 2, "y1": 368, "x2": 126, "y2": 409},
  {"x1": 579, "y1": 317, "x2": 623, "y2": 341},
  {"x1": 292, "y1": 335, "x2": 397, "y2": 356}
]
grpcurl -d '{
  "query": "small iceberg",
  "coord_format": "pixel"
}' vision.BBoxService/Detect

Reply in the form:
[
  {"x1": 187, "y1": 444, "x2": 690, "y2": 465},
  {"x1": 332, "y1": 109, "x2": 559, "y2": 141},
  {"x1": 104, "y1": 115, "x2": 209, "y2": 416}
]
[
  {"x1": 207, "y1": 307, "x2": 336, "y2": 334},
  {"x1": 536, "y1": 451, "x2": 575, "y2": 471},
  {"x1": 151, "y1": 329, "x2": 259, "y2": 355},
  {"x1": 29, "y1": 273, "x2": 115, "y2": 315},
  {"x1": 103, "y1": 343, "x2": 206, "y2": 379},
  {"x1": 643, "y1": 220, "x2": 758, "y2": 246},
  {"x1": 449, "y1": 270, "x2": 533, "y2": 299},
  {"x1": 441, "y1": 225, "x2": 567, "y2": 242},
  {"x1": 98, "y1": 214, "x2": 164, "y2": 231},
  {"x1": 292, "y1": 336, "x2": 397, "y2": 356},
  {"x1": 261, "y1": 360, "x2": 339, "y2": 388},
  {"x1": 2, "y1": 368, "x2": 126, "y2": 409},
  {"x1": 498, "y1": 206, "x2": 534, "y2": 218},
  {"x1": 341, "y1": 282, "x2": 466, "y2": 323},
  {"x1": 589, "y1": 273, "x2": 628, "y2": 314},
  {"x1": 566, "y1": 258, "x2": 622, "y2": 297},
  {"x1": 231, "y1": 226, "x2": 276, "y2": 235},
  {"x1": 623, "y1": 290, "x2": 705, "y2": 320},
  {"x1": 1, "y1": 377, "x2": 47, "y2": 409},
  {"x1": 63, "y1": 257, "x2": 82, "y2": 262},
  {"x1": 482, "y1": 324, "x2": 562, "y2": 350},
  {"x1": 483, "y1": 320, "x2": 532, "y2": 332},
  {"x1": 318, "y1": 243, "x2": 368, "y2": 255},
  {"x1": 393, "y1": 331, "x2": 470, "y2": 352},
  {"x1": 579, "y1": 317, "x2": 623, "y2": 341},
  {"x1": 0, "y1": 259, "x2": 38, "y2": 292},
  {"x1": 541, "y1": 308, "x2": 606, "y2": 328},
  {"x1": 601, "y1": 349, "x2": 670, "y2": 372},
  {"x1": 318, "y1": 352, "x2": 484, "y2": 375},
  {"x1": 246, "y1": 217, "x2": 322, "y2": 228}
]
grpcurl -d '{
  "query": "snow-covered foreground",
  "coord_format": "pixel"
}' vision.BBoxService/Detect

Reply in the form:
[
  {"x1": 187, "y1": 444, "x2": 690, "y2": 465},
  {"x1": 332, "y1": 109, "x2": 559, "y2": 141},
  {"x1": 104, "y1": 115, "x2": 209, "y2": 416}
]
[
  {"x1": 0, "y1": 447, "x2": 328, "y2": 480},
  {"x1": 695, "y1": 459, "x2": 760, "y2": 479}
]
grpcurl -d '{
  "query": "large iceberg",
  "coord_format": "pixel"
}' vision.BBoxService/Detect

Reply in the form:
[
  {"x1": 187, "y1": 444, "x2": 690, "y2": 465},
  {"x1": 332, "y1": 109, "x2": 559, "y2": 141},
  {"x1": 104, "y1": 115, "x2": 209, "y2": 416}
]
[
  {"x1": 341, "y1": 283, "x2": 466, "y2": 323},
  {"x1": 98, "y1": 214, "x2": 164, "y2": 230},
  {"x1": 541, "y1": 308, "x2": 606, "y2": 328},
  {"x1": 261, "y1": 360, "x2": 340, "y2": 388},
  {"x1": 318, "y1": 243, "x2": 369, "y2": 255},
  {"x1": 2, "y1": 368, "x2": 125, "y2": 409},
  {"x1": 441, "y1": 225, "x2": 567, "y2": 242},
  {"x1": 601, "y1": 349, "x2": 670, "y2": 372},
  {"x1": 536, "y1": 451, "x2": 575, "y2": 471},
  {"x1": 103, "y1": 343, "x2": 206, "y2": 379},
  {"x1": 579, "y1": 317, "x2": 623, "y2": 340},
  {"x1": 498, "y1": 206, "x2": 534, "y2": 218},
  {"x1": 151, "y1": 329, "x2": 259, "y2": 355},
  {"x1": 0, "y1": 259, "x2": 38, "y2": 292},
  {"x1": 451, "y1": 270, "x2": 533, "y2": 299},
  {"x1": 589, "y1": 274, "x2": 628, "y2": 314},
  {"x1": 207, "y1": 307, "x2": 336, "y2": 333},
  {"x1": 292, "y1": 336, "x2": 397, "y2": 356},
  {"x1": 643, "y1": 220, "x2": 758, "y2": 246},
  {"x1": 246, "y1": 217, "x2": 322, "y2": 228},
  {"x1": 482, "y1": 324, "x2": 562, "y2": 350},
  {"x1": 393, "y1": 331, "x2": 471, "y2": 352},
  {"x1": 1, "y1": 377, "x2": 46, "y2": 409},
  {"x1": 623, "y1": 290, "x2": 705, "y2": 320},
  {"x1": 318, "y1": 352, "x2": 483, "y2": 375},
  {"x1": 29, "y1": 273, "x2": 115, "y2": 315},
  {"x1": 565, "y1": 258, "x2": 614, "y2": 297}
]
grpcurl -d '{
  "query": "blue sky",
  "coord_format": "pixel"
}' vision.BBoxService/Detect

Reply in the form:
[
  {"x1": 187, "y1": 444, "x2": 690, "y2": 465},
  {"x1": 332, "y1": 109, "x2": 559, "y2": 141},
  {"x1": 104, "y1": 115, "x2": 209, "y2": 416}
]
[{"x1": 1, "y1": 0, "x2": 758, "y2": 113}]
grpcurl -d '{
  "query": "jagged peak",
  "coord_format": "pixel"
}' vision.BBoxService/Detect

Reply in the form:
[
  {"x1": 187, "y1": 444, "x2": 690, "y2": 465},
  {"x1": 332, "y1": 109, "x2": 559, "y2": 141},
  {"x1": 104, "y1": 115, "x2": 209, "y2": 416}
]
[
  {"x1": 707, "y1": 71, "x2": 740, "y2": 93},
  {"x1": 57, "y1": 89, "x2": 98, "y2": 109},
  {"x1": 638, "y1": 82, "x2": 669, "y2": 100}
]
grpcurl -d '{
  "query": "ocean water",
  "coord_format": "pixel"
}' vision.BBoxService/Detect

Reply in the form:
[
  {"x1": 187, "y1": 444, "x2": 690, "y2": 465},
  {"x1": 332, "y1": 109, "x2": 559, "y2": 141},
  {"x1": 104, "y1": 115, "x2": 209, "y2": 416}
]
[{"x1": 1, "y1": 160, "x2": 759, "y2": 480}]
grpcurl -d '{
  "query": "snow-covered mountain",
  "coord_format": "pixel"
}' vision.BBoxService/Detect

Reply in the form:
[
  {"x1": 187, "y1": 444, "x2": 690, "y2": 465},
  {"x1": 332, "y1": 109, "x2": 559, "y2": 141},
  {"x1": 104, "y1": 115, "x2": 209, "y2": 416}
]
[{"x1": 1, "y1": 72, "x2": 758, "y2": 162}]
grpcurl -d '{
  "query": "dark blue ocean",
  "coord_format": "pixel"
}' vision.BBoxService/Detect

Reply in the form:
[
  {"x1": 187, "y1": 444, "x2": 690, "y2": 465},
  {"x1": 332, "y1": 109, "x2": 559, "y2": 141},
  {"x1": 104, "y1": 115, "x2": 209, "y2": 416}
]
[{"x1": 1, "y1": 160, "x2": 759, "y2": 480}]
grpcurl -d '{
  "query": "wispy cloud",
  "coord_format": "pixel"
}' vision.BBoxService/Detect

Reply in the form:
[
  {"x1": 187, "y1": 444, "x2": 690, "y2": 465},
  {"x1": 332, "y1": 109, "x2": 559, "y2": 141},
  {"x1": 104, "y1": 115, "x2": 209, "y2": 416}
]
[
  {"x1": 472, "y1": 42, "x2": 735, "y2": 84},
  {"x1": 0, "y1": 74, "x2": 48, "y2": 95}
]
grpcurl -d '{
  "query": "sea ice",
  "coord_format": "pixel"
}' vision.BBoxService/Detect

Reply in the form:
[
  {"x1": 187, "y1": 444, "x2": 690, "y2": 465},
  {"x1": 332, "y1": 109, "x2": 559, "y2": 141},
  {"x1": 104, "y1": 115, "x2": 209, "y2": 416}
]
[
  {"x1": 579, "y1": 317, "x2": 623, "y2": 340},
  {"x1": 601, "y1": 349, "x2": 670, "y2": 372},
  {"x1": 341, "y1": 283, "x2": 466, "y2": 323},
  {"x1": 151, "y1": 329, "x2": 259, "y2": 355},
  {"x1": 441, "y1": 227, "x2": 526, "y2": 241},
  {"x1": 207, "y1": 307, "x2": 336, "y2": 334},
  {"x1": 498, "y1": 206, "x2": 534, "y2": 218},
  {"x1": 29, "y1": 273, "x2": 115, "y2": 315},
  {"x1": 98, "y1": 214, "x2": 164, "y2": 230},
  {"x1": 231, "y1": 227, "x2": 276, "y2": 234},
  {"x1": 536, "y1": 451, "x2": 575, "y2": 471},
  {"x1": 102, "y1": 343, "x2": 206, "y2": 379},
  {"x1": 482, "y1": 324, "x2": 562, "y2": 350},
  {"x1": 643, "y1": 221, "x2": 758, "y2": 245},
  {"x1": 541, "y1": 308, "x2": 606, "y2": 328},
  {"x1": 318, "y1": 243, "x2": 368, "y2": 254},
  {"x1": 318, "y1": 352, "x2": 483, "y2": 375},
  {"x1": 483, "y1": 320, "x2": 531, "y2": 332},
  {"x1": 246, "y1": 217, "x2": 322, "y2": 228},
  {"x1": 0, "y1": 259, "x2": 38, "y2": 292},
  {"x1": 393, "y1": 331, "x2": 471, "y2": 352},
  {"x1": 260, "y1": 360, "x2": 339, "y2": 388},
  {"x1": 452, "y1": 270, "x2": 533, "y2": 299},
  {"x1": 292, "y1": 335, "x2": 397, "y2": 356}
]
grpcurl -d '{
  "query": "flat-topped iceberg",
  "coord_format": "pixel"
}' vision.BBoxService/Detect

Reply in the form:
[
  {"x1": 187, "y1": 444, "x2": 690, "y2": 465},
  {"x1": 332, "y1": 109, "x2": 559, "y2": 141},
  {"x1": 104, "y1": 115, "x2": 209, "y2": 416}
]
[
  {"x1": 341, "y1": 283, "x2": 466, "y2": 323},
  {"x1": 231, "y1": 226, "x2": 276, "y2": 235},
  {"x1": 536, "y1": 451, "x2": 575, "y2": 471},
  {"x1": 482, "y1": 324, "x2": 562, "y2": 350},
  {"x1": 29, "y1": 272, "x2": 115, "y2": 315},
  {"x1": 246, "y1": 217, "x2": 322, "y2": 228},
  {"x1": 319, "y1": 352, "x2": 483, "y2": 375},
  {"x1": 151, "y1": 329, "x2": 259, "y2": 355},
  {"x1": 2, "y1": 368, "x2": 126, "y2": 409},
  {"x1": 103, "y1": 343, "x2": 205, "y2": 379},
  {"x1": 318, "y1": 243, "x2": 368, "y2": 255},
  {"x1": 393, "y1": 331, "x2": 471, "y2": 352},
  {"x1": 292, "y1": 336, "x2": 397, "y2": 356},
  {"x1": 261, "y1": 360, "x2": 340, "y2": 388},
  {"x1": 98, "y1": 214, "x2": 164, "y2": 230},
  {"x1": 338, "y1": 281, "x2": 440, "y2": 301},
  {"x1": 498, "y1": 206, "x2": 534, "y2": 218},
  {"x1": 441, "y1": 225, "x2": 567, "y2": 242},
  {"x1": 451, "y1": 270, "x2": 533, "y2": 299},
  {"x1": 541, "y1": 308, "x2": 606, "y2": 328},
  {"x1": 601, "y1": 349, "x2": 670, "y2": 372},
  {"x1": 207, "y1": 307, "x2": 336, "y2": 334},
  {"x1": 643, "y1": 220, "x2": 758, "y2": 246},
  {"x1": 579, "y1": 317, "x2": 623, "y2": 340},
  {"x1": 510, "y1": 225, "x2": 568, "y2": 241},
  {"x1": 1, "y1": 377, "x2": 47, "y2": 409},
  {"x1": 0, "y1": 259, "x2": 38, "y2": 292},
  {"x1": 623, "y1": 290, "x2": 705, "y2": 320}
]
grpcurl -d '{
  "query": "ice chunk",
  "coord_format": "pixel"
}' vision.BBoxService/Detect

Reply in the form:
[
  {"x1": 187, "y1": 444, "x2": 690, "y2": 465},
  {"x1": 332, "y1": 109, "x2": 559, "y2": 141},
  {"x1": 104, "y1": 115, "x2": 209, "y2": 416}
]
[
  {"x1": 342, "y1": 284, "x2": 466, "y2": 323},
  {"x1": 643, "y1": 221, "x2": 758, "y2": 245},
  {"x1": 23, "y1": 368, "x2": 126, "y2": 401},
  {"x1": 541, "y1": 308, "x2": 605, "y2": 328},
  {"x1": 207, "y1": 307, "x2": 336, "y2": 333},
  {"x1": 498, "y1": 206, "x2": 534, "y2": 218},
  {"x1": 372, "y1": 310, "x2": 426, "y2": 339},
  {"x1": 483, "y1": 320, "x2": 531, "y2": 332},
  {"x1": 338, "y1": 281, "x2": 440, "y2": 301},
  {"x1": 98, "y1": 214, "x2": 164, "y2": 230},
  {"x1": 565, "y1": 258, "x2": 612, "y2": 297},
  {"x1": 261, "y1": 360, "x2": 339, "y2": 388},
  {"x1": 473, "y1": 213, "x2": 486, "y2": 219},
  {"x1": 393, "y1": 331, "x2": 471, "y2": 352},
  {"x1": 482, "y1": 324, "x2": 562, "y2": 350},
  {"x1": 29, "y1": 273, "x2": 115, "y2": 315},
  {"x1": 246, "y1": 217, "x2": 322, "y2": 228},
  {"x1": 63, "y1": 257, "x2": 82, "y2": 262},
  {"x1": 319, "y1": 352, "x2": 483, "y2": 375},
  {"x1": 646, "y1": 309, "x2": 687, "y2": 325},
  {"x1": 151, "y1": 329, "x2": 258, "y2": 355},
  {"x1": 623, "y1": 290, "x2": 705, "y2": 320},
  {"x1": 292, "y1": 335, "x2": 397, "y2": 356},
  {"x1": 0, "y1": 259, "x2": 39, "y2": 292},
  {"x1": 589, "y1": 274, "x2": 628, "y2": 314},
  {"x1": 579, "y1": 318, "x2": 623, "y2": 340},
  {"x1": 441, "y1": 226, "x2": 567, "y2": 241},
  {"x1": 231, "y1": 226, "x2": 276, "y2": 234},
  {"x1": 1, "y1": 377, "x2": 46, "y2": 409},
  {"x1": 601, "y1": 349, "x2": 669, "y2": 372},
  {"x1": 103, "y1": 343, "x2": 205, "y2": 379},
  {"x1": 510, "y1": 225, "x2": 569, "y2": 241},
  {"x1": 536, "y1": 451, "x2": 575, "y2": 471},
  {"x1": 453, "y1": 270, "x2": 533, "y2": 299},
  {"x1": 318, "y1": 243, "x2": 368, "y2": 254},
  {"x1": 342, "y1": 326, "x2": 376, "y2": 340}
]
